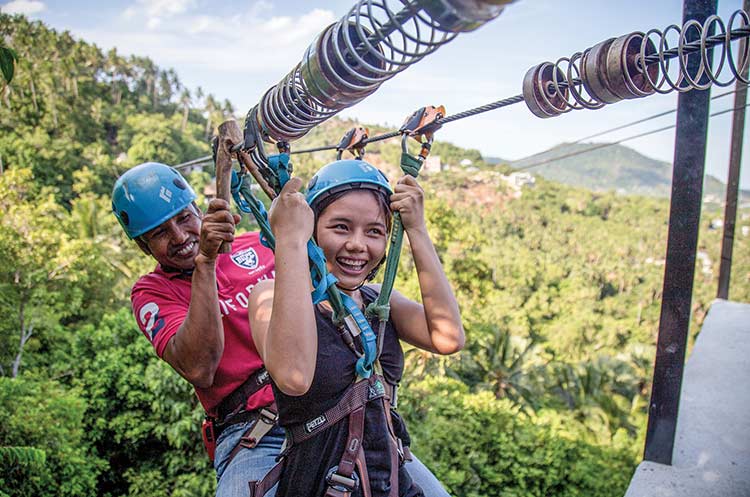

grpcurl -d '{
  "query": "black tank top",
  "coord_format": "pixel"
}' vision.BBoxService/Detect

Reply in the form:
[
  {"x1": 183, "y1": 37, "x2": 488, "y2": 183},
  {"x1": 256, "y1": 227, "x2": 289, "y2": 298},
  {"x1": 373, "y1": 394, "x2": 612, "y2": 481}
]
[{"x1": 273, "y1": 286, "x2": 423, "y2": 497}]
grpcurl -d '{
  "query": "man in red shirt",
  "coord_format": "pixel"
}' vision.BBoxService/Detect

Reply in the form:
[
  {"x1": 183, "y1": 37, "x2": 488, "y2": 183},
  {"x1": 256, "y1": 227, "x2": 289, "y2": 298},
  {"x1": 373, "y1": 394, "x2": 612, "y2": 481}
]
[
  {"x1": 112, "y1": 162, "x2": 452, "y2": 497},
  {"x1": 113, "y1": 162, "x2": 281, "y2": 496}
]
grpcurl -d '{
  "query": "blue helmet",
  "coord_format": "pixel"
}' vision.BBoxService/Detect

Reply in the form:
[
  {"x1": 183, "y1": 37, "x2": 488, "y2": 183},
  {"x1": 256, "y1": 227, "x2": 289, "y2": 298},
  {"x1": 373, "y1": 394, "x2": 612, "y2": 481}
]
[
  {"x1": 305, "y1": 159, "x2": 393, "y2": 211},
  {"x1": 112, "y1": 162, "x2": 197, "y2": 239}
]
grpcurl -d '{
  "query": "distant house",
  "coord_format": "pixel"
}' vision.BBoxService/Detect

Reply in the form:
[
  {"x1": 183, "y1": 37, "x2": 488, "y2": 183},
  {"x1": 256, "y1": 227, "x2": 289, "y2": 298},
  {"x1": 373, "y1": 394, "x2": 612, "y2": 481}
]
[
  {"x1": 742, "y1": 226, "x2": 749, "y2": 237},
  {"x1": 422, "y1": 155, "x2": 442, "y2": 174},
  {"x1": 500, "y1": 172, "x2": 535, "y2": 189},
  {"x1": 460, "y1": 158, "x2": 473, "y2": 167},
  {"x1": 182, "y1": 163, "x2": 206, "y2": 174},
  {"x1": 709, "y1": 219, "x2": 724, "y2": 230},
  {"x1": 696, "y1": 250, "x2": 712, "y2": 276},
  {"x1": 203, "y1": 182, "x2": 216, "y2": 202}
]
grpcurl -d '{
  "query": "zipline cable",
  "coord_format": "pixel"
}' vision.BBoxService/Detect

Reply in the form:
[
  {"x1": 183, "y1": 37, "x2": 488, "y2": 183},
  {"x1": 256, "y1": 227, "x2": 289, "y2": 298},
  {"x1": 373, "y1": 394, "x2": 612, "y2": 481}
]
[{"x1": 172, "y1": 87, "x2": 744, "y2": 171}]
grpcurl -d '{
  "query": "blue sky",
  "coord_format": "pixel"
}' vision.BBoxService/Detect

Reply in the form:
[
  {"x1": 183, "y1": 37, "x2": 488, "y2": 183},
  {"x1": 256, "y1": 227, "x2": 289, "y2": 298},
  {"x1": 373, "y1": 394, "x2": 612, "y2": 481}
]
[{"x1": 3, "y1": 0, "x2": 750, "y2": 189}]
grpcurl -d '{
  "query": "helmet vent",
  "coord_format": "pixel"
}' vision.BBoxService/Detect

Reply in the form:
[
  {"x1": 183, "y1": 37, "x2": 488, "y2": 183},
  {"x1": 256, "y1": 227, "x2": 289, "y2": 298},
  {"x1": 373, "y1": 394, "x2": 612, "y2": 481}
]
[
  {"x1": 307, "y1": 176, "x2": 318, "y2": 190},
  {"x1": 173, "y1": 178, "x2": 187, "y2": 190},
  {"x1": 120, "y1": 211, "x2": 130, "y2": 226}
]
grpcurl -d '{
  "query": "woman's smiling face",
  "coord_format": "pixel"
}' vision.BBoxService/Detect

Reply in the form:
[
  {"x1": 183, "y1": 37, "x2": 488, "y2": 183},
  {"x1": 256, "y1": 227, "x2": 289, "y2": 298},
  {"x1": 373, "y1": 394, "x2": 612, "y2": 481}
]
[{"x1": 315, "y1": 190, "x2": 389, "y2": 292}]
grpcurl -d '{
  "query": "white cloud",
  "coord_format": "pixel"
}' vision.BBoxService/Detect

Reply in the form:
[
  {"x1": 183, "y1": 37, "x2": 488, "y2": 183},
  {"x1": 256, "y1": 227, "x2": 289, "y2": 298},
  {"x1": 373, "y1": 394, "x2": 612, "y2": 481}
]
[
  {"x1": 1, "y1": 0, "x2": 46, "y2": 15},
  {"x1": 136, "y1": 0, "x2": 195, "y2": 18}
]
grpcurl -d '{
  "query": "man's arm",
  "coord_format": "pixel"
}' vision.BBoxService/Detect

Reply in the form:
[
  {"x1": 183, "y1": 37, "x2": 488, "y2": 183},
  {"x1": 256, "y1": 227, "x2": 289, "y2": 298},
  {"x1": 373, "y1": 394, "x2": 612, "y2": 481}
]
[{"x1": 162, "y1": 200, "x2": 239, "y2": 388}]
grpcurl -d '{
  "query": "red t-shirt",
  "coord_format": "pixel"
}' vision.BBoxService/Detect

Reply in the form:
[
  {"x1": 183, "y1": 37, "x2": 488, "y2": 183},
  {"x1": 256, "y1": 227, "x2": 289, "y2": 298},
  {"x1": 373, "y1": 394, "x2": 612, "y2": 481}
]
[{"x1": 131, "y1": 232, "x2": 276, "y2": 414}]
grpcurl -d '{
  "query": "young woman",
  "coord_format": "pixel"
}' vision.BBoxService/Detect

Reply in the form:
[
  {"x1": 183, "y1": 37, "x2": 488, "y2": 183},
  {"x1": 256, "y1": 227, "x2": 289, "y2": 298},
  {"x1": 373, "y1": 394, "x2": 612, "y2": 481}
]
[{"x1": 248, "y1": 159, "x2": 464, "y2": 497}]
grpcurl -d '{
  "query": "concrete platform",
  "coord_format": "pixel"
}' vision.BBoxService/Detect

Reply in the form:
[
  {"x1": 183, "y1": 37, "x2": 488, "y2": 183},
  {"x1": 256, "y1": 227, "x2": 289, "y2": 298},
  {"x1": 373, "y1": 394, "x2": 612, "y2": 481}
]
[{"x1": 625, "y1": 299, "x2": 750, "y2": 497}]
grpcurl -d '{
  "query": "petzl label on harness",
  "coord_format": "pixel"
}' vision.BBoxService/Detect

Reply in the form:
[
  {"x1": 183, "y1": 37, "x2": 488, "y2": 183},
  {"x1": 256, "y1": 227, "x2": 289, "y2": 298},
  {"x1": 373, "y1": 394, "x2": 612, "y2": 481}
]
[
  {"x1": 256, "y1": 369, "x2": 270, "y2": 385},
  {"x1": 368, "y1": 379, "x2": 385, "y2": 400},
  {"x1": 305, "y1": 414, "x2": 327, "y2": 434}
]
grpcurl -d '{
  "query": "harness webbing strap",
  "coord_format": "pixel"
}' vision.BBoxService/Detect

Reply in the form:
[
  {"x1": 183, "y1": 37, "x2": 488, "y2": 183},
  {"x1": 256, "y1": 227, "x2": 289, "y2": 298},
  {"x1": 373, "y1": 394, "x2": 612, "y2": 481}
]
[
  {"x1": 248, "y1": 458, "x2": 285, "y2": 497},
  {"x1": 324, "y1": 406, "x2": 366, "y2": 497},
  {"x1": 382, "y1": 396, "x2": 400, "y2": 497},
  {"x1": 287, "y1": 375, "x2": 385, "y2": 446},
  {"x1": 366, "y1": 151, "x2": 423, "y2": 322},
  {"x1": 215, "y1": 366, "x2": 271, "y2": 421},
  {"x1": 225, "y1": 403, "x2": 278, "y2": 466}
]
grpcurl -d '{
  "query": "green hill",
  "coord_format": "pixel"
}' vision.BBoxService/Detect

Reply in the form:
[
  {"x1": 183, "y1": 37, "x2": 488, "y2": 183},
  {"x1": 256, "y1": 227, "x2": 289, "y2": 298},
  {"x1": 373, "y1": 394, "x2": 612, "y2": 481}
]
[{"x1": 508, "y1": 142, "x2": 750, "y2": 202}]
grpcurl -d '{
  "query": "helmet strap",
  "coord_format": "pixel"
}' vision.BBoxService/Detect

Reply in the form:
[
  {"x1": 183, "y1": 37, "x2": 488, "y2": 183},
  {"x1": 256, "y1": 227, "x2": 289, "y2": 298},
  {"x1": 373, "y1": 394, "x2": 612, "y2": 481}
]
[{"x1": 135, "y1": 236, "x2": 152, "y2": 256}]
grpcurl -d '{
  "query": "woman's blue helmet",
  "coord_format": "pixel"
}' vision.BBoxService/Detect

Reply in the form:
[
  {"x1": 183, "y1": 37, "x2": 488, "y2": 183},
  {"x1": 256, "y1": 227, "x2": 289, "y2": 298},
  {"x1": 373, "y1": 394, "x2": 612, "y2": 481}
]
[
  {"x1": 112, "y1": 162, "x2": 197, "y2": 239},
  {"x1": 305, "y1": 159, "x2": 393, "y2": 211}
]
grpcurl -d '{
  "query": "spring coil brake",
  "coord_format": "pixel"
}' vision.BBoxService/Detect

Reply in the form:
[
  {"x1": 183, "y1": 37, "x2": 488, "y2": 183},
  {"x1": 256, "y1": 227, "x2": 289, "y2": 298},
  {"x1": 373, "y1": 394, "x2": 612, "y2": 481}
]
[
  {"x1": 523, "y1": 9, "x2": 750, "y2": 118},
  {"x1": 242, "y1": 0, "x2": 515, "y2": 147}
]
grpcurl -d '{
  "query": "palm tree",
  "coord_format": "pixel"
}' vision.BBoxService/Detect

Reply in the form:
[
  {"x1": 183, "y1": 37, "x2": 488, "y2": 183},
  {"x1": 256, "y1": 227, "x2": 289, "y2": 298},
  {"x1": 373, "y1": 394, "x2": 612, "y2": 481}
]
[
  {"x1": 204, "y1": 94, "x2": 218, "y2": 138},
  {"x1": 546, "y1": 356, "x2": 641, "y2": 438},
  {"x1": 179, "y1": 87, "x2": 191, "y2": 131},
  {"x1": 452, "y1": 325, "x2": 543, "y2": 412}
]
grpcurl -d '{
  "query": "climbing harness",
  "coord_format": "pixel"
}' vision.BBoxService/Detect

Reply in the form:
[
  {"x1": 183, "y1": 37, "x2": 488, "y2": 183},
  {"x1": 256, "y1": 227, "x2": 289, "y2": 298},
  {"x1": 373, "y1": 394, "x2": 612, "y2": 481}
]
[
  {"x1": 222, "y1": 134, "x2": 381, "y2": 378},
  {"x1": 201, "y1": 367, "x2": 278, "y2": 464},
  {"x1": 248, "y1": 316, "x2": 407, "y2": 497}
]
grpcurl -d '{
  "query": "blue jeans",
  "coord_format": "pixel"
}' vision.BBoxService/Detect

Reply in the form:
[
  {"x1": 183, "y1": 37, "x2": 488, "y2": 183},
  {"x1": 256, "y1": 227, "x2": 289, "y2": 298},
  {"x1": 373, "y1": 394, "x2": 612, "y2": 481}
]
[
  {"x1": 405, "y1": 455, "x2": 451, "y2": 497},
  {"x1": 214, "y1": 422, "x2": 450, "y2": 497},
  {"x1": 214, "y1": 422, "x2": 285, "y2": 497}
]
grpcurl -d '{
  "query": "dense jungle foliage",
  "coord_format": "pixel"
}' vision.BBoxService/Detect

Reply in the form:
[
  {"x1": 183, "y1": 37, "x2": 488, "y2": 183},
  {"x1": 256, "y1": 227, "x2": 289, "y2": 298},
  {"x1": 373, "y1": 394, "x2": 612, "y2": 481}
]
[{"x1": 2, "y1": 14, "x2": 749, "y2": 497}]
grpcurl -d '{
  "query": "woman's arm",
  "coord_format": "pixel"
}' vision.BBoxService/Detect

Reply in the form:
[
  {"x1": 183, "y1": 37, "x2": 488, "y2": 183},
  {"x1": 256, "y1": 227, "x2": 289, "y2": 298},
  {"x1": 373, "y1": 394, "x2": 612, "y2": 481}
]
[
  {"x1": 385, "y1": 175, "x2": 464, "y2": 355},
  {"x1": 249, "y1": 178, "x2": 317, "y2": 396}
]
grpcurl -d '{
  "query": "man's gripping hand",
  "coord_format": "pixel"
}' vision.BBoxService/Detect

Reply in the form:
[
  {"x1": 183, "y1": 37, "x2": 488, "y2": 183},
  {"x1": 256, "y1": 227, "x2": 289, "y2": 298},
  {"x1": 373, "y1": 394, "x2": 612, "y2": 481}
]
[{"x1": 198, "y1": 199, "x2": 241, "y2": 262}]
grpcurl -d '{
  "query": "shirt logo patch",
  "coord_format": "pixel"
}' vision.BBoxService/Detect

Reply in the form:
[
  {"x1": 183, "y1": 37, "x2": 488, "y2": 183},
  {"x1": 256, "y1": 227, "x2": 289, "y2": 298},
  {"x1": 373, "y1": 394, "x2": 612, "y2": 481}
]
[
  {"x1": 305, "y1": 415, "x2": 327, "y2": 434},
  {"x1": 139, "y1": 302, "x2": 165, "y2": 341},
  {"x1": 231, "y1": 247, "x2": 259, "y2": 270}
]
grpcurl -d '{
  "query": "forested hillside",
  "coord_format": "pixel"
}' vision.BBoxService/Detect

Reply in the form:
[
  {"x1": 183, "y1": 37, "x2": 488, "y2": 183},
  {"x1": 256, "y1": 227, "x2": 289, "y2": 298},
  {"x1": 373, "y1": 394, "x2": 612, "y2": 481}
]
[
  {"x1": 2, "y1": 14, "x2": 749, "y2": 497},
  {"x1": 508, "y1": 142, "x2": 750, "y2": 201}
]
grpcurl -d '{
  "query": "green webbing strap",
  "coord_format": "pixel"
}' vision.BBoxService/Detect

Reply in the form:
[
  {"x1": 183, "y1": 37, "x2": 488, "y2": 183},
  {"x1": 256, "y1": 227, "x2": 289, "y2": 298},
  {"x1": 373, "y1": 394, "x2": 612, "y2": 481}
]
[{"x1": 366, "y1": 151, "x2": 422, "y2": 322}]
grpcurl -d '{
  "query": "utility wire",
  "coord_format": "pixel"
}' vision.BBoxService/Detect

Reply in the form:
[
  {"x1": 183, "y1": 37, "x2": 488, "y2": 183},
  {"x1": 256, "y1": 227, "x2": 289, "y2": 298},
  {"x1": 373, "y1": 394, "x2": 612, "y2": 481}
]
[
  {"x1": 512, "y1": 102, "x2": 750, "y2": 172},
  {"x1": 571, "y1": 87, "x2": 743, "y2": 144}
]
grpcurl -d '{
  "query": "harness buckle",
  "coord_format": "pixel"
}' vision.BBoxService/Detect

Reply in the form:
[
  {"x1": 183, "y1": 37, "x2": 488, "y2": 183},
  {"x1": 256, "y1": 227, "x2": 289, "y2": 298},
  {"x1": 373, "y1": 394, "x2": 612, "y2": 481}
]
[
  {"x1": 325, "y1": 466, "x2": 359, "y2": 492},
  {"x1": 239, "y1": 407, "x2": 279, "y2": 450}
]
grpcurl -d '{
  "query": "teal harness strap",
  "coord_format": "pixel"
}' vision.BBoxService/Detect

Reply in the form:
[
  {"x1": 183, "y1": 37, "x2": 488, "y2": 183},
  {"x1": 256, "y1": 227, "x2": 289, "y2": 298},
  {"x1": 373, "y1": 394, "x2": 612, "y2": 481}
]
[
  {"x1": 231, "y1": 154, "x2": 379, "y2": 378},
  {"x1": 366, "y1": 151, "x2": 423, "y2": 322},
  {"x1": 232, "y1": 170, "x2": 275, "y2": 250}
]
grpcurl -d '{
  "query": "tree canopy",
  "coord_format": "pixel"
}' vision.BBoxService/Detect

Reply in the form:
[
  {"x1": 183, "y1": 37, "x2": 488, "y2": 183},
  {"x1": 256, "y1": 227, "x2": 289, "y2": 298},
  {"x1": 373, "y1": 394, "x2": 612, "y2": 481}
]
[{"x1": 1, "y1": 13, "x2": 748, "y2": 497}]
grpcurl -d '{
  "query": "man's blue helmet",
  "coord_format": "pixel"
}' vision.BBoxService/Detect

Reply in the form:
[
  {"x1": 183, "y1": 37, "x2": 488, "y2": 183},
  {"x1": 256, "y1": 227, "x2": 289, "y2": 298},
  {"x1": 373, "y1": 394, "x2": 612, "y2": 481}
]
[
  {"x1": 112, "y1": 162, "x2": 197, "y2": 239},
  {"x1": 305, "y1": 159, "x2": 393, "y2": 211}
]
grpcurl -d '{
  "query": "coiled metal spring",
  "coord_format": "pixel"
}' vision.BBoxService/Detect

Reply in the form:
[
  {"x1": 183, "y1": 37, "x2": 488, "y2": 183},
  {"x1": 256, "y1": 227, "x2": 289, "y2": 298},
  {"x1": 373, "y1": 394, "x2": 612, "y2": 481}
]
[
  {"x1": 523, "y1": 9, "x2": 750, "y2": 118},
  {"x1": 244, "y1": 0, "x2": 514, "y2": 146}
]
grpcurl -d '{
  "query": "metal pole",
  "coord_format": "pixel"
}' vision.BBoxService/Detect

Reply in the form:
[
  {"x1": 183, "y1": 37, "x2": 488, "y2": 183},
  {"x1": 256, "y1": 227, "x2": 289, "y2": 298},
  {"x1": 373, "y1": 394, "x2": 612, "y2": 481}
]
[
  {"x1": 717, "y1": 0, "x2": 750, "y2": 300},
  {"x1": 643, "y1": 0, "x2": 717, "y2": 465}
]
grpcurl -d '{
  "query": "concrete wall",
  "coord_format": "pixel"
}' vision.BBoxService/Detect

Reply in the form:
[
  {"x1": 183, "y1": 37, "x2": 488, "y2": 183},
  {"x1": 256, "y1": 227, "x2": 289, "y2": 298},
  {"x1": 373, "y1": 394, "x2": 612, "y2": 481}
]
[{"x1": 624, "y1": 299, "x2": 750, "y2": 497}]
